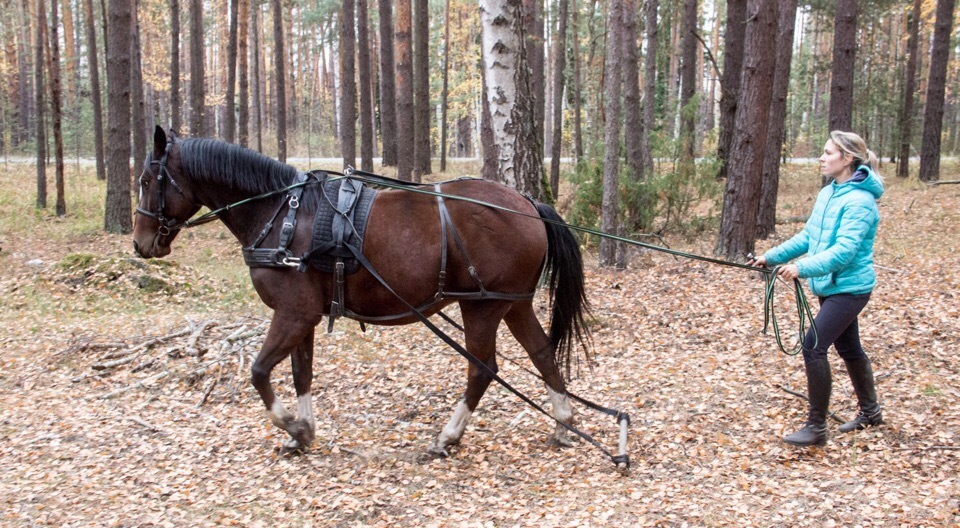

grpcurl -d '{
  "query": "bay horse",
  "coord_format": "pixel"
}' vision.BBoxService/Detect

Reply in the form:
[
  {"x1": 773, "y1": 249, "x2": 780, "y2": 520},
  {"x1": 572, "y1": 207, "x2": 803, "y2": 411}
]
[{"x1": 133, "y1": 126, "x2": 590, "y2": 456}]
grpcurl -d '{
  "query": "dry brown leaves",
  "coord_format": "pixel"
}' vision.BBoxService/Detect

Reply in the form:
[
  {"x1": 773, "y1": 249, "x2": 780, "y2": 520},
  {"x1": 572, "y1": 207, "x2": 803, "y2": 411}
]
[{"x1": 1, "y1": 177, "x2": 958, "y2": 527}]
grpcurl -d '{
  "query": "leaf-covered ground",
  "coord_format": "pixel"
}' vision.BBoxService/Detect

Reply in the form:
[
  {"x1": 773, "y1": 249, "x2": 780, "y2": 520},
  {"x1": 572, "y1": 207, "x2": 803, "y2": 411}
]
[{"x1": 1, "y1": 165, "x2": 958, "y2": 527}]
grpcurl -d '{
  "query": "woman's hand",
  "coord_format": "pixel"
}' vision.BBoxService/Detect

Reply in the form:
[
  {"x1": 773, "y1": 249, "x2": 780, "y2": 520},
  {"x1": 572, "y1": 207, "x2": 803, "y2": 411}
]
[
  {"x1": 747, "y1": 255, "x2": 768, "y2": 268},
  {"x1": 777, "y1": 264, "x2": 800, "y2": 281}
]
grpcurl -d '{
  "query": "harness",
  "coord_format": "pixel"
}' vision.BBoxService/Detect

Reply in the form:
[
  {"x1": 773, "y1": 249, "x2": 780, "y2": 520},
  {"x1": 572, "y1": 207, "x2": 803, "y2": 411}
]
[{"x1": 242, "y1": 170, "x2": 536, "y2": 332}]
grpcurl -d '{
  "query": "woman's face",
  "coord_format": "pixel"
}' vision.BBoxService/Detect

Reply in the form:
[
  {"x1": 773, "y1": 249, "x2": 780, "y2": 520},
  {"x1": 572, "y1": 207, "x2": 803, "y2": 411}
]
[{"x1": 819, "y1": 139, "x2": 853, "y2": 179}]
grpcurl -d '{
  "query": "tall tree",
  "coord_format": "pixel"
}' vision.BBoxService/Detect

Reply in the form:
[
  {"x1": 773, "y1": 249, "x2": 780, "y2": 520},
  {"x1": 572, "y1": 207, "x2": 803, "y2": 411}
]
[
  {"x1": 440, "y1": 0, "x2": 451, "y2": 172},
  {"x1": 479, "y1": 0, "x2": 545, "y2": 200},
  {"x1": 640, "y1": 0, "x2": 658, "y2": 173},
  {"x1": 897, "y1": 0, "x2": 922, "y2": 179},
  {"x1": 413, "y1": 0, "x2": 430, "y2": 176},
  {"x1": 570, "y1": 0, "x2": 583, "y2": 159},
  {"x1": 82, "y1": 0, "x2": 104, "y2": 179},
  {"x1": 395, "y1": 0, "x2": 414, "y2": 180},
  {"x1": 715, "y1": 0, "x2": 778, "y2": 259},
  {"x1": 679, "y1": 0, "x2": 697, "y2": 159},
  {"x1": 357, "y1": 0, "x2": 373, "y2": 171},
  {"x1": 621, "y1": 0, "x2": 643, "y2": 181},
  {"x1": 549, "y1": 0, "x2": 568, "y2": 194},
  {"x1": 919, "y1": 0, "x2": 956, "y2": 183},
  {"x1": 189, "y1": 0, "x2": 204, "y2": 136},
  {"x1": 225, "y1": 0, "x2": 238, "y2": 143},
  {"x1": 339, "y1": 0, "x2": 356, "y2": 169},
  {"x1": 60, "y1": 0, "x2": 77, "y2": 106},
  {"x1": 34, "y1": 0, "x2": 46, "y2": 208},
  {"x1": 523, "y1": 0, "x2": 544, "y2": 152},
  {"x1": 756, "y1": 0, "x2": 798, "y2": 239},
  {"x1": 104, "y1": 0, "x2": 132, "y2": 232},
  {"x1": 170, "y1": 0, "x2": 181, "y2": 132},
  {"x1": 715, "y1": 0, "x2": 745, "y2": 180},
  {"x1": 237, "y1": 0, "x2": 249, "y2": 146},
  {"x1": 827, "y1": 0, "x2": 857, "y2": 134},
  {"x1": 131, "y1": 0, "x2": 146, "y2": 177},
  {"x1": 48, "y1": 0, "x2": 65, "y2": 215},
  {"x1": 272, "y1": 0, "x2": 286, "y2": 160},
  {"x1": 600, "y1": 0, "x2": 624, "y2": 267},
  {"x1": 251, "y1": 2, "x2": 262, "y2": 152},
  {"x1": 378, "y1": 0, "x2": 397, "y2": 167}
]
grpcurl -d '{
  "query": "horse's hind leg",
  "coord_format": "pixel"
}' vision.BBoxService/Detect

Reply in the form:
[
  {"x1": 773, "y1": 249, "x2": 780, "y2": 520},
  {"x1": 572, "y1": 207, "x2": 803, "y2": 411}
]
[
  {"x1": 503, "y1": 301, "x2": 576, "y2": 447},
  {"x1": 251, "y1": 317, "x2": 317, "y2": 450},
  {"x1": 427, "y1": 300, "x2": 511, "y2": 457}
]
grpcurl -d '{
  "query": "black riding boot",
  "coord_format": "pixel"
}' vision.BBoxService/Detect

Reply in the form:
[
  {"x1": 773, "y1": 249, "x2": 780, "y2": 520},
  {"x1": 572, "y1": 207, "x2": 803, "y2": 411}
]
[
  {"x1": 839, "y1": 357, "x2": 883, "y2": 433},
  {"x1": 784, "y1": 358, "x2": 832, "y2": 447}
]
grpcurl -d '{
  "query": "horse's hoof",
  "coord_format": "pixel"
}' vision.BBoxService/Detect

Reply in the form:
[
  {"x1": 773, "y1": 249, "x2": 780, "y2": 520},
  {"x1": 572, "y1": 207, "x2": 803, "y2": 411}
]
[
  {"x1": 550, "y1": 434, "x2": 577, "y2": 448},
  {"x1": 288, "y1": 419, "x2": 315, "y2": 447},
  {"x1": 278, "y1": 439, "x2": 308, "y2": 456},
  {"x1": 418, "y1": 448, "x2": 448, "y2": 464},
  {"x1": 424, "y1": 443, "x2": 451, "y2": 459}
]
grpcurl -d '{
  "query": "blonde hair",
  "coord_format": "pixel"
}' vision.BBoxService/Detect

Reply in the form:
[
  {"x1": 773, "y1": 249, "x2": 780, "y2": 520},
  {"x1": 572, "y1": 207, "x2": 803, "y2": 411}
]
[{"x1": 829, "y1": 130, "x2": 882, "y2": 181}]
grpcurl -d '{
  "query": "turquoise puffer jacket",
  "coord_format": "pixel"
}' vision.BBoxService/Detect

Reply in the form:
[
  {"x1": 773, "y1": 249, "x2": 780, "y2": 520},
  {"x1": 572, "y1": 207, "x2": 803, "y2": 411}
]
[{"x1": 763, "y1": 166, "x2": 883, "y2": 297}]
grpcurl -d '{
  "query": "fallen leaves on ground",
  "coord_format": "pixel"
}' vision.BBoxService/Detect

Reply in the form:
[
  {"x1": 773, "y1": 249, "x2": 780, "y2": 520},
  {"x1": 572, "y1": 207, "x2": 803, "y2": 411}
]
[{"x1": 1, "y1": 177, "x2": 958, "y2": 527}]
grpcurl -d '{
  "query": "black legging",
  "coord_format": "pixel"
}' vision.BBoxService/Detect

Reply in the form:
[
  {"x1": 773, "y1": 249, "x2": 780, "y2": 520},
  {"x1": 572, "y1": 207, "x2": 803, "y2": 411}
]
[{"x1": 802, "y1": 293, "x2": 871, "y2": 363}]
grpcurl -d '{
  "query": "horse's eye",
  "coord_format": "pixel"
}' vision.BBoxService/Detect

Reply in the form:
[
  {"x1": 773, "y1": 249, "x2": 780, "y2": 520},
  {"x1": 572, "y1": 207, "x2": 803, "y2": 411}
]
[{"x1": 140, "y1": 178, "x2": 150, "y2": 188}]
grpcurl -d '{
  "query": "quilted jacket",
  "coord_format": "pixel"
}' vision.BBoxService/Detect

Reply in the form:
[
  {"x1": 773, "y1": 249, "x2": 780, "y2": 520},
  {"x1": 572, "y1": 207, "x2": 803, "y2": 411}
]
[{"x1": 763, "y1": 165, "x2": 884, "y2": 297}]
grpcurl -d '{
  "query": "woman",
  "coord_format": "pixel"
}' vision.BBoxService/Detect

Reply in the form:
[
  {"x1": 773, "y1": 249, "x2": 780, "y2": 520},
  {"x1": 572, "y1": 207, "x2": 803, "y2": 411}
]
[{"x1": 749, "y1": 130, "x2": 885, "y2": 446}]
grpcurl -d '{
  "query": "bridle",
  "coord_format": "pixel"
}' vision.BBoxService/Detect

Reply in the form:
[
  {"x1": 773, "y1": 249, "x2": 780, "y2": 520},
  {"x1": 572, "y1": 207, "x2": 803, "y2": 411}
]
[{"x1": 135, "y1": 140, "x2": 188, "y2": 236}]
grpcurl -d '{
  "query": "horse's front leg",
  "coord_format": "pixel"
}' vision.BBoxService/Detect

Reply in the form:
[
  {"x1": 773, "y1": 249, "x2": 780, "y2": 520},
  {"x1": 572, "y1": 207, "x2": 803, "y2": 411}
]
[{"x1": 251, "y1": 317, "x2": 317, "y2": 451}]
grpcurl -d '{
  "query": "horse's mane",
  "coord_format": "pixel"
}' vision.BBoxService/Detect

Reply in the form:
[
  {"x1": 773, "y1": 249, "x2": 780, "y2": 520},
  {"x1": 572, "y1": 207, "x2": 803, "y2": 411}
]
[{"x1": 178, "y1": 138, "x2": 300, "y2": 195}]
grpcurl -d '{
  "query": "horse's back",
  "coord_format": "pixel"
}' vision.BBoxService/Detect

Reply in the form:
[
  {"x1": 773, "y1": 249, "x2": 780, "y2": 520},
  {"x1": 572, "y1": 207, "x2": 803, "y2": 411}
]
[{"x1": 352, "y1": 179, "x2": 547, "y2": 316}]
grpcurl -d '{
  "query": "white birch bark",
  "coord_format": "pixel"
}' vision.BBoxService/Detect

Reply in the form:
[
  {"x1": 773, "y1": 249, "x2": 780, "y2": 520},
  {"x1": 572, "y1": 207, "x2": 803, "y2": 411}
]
[{"x1": 480, "y1": 0, "x2": 545, "y2": 200}]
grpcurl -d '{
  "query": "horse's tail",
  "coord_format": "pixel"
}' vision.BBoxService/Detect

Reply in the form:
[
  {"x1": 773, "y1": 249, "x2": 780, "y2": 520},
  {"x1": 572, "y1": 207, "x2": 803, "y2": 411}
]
[{"x1": 536, "y1": 202, "x2": 591, "y2": 376}]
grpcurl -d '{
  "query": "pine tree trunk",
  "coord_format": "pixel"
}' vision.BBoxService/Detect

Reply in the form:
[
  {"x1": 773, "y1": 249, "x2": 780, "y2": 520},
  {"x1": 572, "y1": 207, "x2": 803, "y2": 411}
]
[
  {"x1": 897, "y1": 0, "x2": 921, "y2": 178},
  {"x1": 715, "y1": 0, "x2": 777, "y2": 259},
  {"x1": 523, "y1": 0, "x2": 544, "y2": 154},
  {"x1": 83, "y1": 0, "x2": 105, "y2": 179},
  {"x1": 170, "y1": 0, "x2": 181, "y2": 132},
  {"x1": 571, "y1": 0, "x2": 583, "y2": 160},
  {"x1": 224, "y1": 0, "x2": 238, "y2": 143},
  {"x1": 378, "y1": 0, "x2": 398, "y2": 167},
  {"x1": 189, "y1": 0, "x2": 204, "y2": 136},
  {"x1": 395, "y1": 0, "x2": 414, "y2": 181},
  {"x1": 679, "y1": 0, "x2": 697, "y2": 159},
  {"x1": 716, "y1": 0, "x2": 745, "y2": 179},
  {"x1": 413, "y1": 0, "x2": 430, "y2": 177},
  {"x1": 237, "y1": 0, "x2": 249, "y2": 146},
  {"x1": 440, "y1": 0, "x2": 451, "y2": 172},
  {"x1": 549, "y1": 0, "x2": 568, "y2": 196},
  {"x1": 358, "y1": 0, "x2": 374, "y2": 171},
  {"x1": 827, "y1": 0, "x2": 857, "y2": 164},
  {"x1": 49, "y1": 0, "x2": 66, "y2": 215},
  {"x1": 252, "y1": 4, "x2": 262, "y2": 151},
  {"x1": 60, "y1": 0, "x2": 76, "y2": 106},
  {"x1": 34, "y1": 0, "x2": 46, "y2": 208},
  {"x1": 104, "y1": 0, "x2": 132, "y2": 233},
  {"x1": 919, "y1": 0, "x2": 956, "y2": 182},
  {"x1": 339, "y1": 0, "x2": 356, "y2": 169},
  {"x1": 600, "y1": 0, "x2": 623, "y2": 268},
  {"x1": 640, "y1": 0, "x2": 658, "y2": 173},
  {"x1": 131, "y1": 1, "x2": 146, "y2": 178},
  {"x1": 621, "y1": 0, "x2": 642, "y2": 181},
  {"x1": 272, "y1": 0, "x2": 286, "y2": 160},
  {"x1": 756, "y1": 0, "x2": 797, "y2": 240}
]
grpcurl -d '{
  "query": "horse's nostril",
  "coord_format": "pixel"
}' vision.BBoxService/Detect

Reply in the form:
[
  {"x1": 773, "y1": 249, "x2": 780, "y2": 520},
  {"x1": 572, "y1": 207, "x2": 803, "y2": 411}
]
[{"x1": 133, "y1": 240, "x2": 141, "y2": 256}]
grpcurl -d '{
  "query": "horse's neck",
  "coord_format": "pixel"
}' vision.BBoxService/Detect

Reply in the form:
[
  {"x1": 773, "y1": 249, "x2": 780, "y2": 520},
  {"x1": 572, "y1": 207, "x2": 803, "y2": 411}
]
[{"x1": 194, "y1": 174, "x2": 286, "y2": 248}]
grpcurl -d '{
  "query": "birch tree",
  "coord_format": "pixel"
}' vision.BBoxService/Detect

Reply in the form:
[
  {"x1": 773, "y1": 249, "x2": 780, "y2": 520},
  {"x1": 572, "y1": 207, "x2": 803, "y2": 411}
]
[{"x1": 479, "y1": 0, "x2": 545, "y2": 201}]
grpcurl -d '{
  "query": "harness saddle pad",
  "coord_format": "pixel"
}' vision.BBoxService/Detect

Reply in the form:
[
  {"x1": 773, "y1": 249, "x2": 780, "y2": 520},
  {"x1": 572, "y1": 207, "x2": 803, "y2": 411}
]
[{"x1": 305, "y1": 172, "x2": 379, "y2": 274}]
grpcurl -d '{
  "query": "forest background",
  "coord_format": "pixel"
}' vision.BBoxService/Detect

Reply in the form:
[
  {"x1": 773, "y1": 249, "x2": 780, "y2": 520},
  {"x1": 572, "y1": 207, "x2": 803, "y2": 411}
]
[
  {"x1": 1, "y1": 0, "x2": 959, "y2": 258},
  {"x1": 2, "y1": 0, "x2": 960, "y2": 525}
]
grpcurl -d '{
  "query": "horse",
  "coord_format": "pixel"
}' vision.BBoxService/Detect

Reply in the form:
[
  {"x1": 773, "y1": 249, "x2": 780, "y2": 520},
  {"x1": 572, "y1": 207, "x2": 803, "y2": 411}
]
[{"x1": 133, "y1": 126, "x2": 590, "y2": 456}]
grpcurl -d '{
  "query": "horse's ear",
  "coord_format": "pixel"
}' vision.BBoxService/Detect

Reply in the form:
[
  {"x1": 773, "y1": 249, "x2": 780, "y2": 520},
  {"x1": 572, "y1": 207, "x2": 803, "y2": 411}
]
[{"x1": 153, "y1": 126, "x2": 167, "y2": 156}]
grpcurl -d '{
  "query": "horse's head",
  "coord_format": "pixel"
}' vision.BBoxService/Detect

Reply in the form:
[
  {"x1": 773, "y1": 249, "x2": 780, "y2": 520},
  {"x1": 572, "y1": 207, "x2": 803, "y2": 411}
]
[{"x1": 133, "y1": 126, "x2": 201, "y2": 258}]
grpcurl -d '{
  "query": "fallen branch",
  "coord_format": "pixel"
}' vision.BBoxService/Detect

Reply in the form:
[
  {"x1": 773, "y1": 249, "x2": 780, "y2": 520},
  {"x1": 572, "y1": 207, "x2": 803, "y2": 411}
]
[
  {"x1": 776, "y1": 384, "x2": 844, "y2": 423},
  {"x1": 184, "y1": 319, "x2": 217, "y2": 357},
  {"x1": 926, "y1": 180, "x2": 960, "y2": 186},
  {"x1": 92, "y1": 355, "x2": 138, "y2": 371}
]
